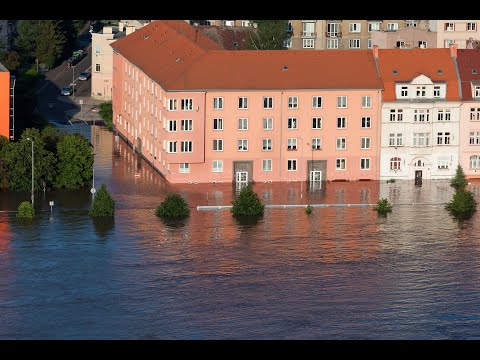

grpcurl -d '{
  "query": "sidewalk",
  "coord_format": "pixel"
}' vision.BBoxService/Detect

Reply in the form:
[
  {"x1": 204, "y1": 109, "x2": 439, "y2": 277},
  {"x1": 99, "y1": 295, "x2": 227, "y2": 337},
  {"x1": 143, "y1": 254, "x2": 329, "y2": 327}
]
[{"x1": 65, "y1": 96, "x2": 105, "y2": 125}]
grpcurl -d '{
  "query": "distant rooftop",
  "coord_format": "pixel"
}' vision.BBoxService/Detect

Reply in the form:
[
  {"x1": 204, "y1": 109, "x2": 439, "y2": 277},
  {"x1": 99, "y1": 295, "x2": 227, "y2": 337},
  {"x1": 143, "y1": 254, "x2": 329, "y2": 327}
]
[{"x1": 0, "y1": 62, "x2": 8, "y2": 72}]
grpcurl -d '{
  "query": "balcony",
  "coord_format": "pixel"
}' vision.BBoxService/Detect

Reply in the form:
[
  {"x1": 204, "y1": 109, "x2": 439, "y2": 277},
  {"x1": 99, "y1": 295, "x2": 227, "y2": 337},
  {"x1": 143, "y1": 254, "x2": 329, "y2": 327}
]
[
  {"x1": 302, "y1": 20, "x2": 316, "y2": 22},
  {"x1": 301, "y1": 31, "x2": 317, "y2": 38},
  {"x1": 325, "y1": 31, "x2": 342, "y2": 38}
]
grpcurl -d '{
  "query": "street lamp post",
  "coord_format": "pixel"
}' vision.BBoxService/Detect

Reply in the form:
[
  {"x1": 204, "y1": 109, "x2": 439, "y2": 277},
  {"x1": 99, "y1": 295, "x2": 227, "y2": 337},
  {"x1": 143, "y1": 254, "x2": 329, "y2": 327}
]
[
  {"x1": 72, "y1": 65, "x2": 75, "y2": 99},
  {"x1": 27, "y1": 137, "x2": 34, "y2": 206}
]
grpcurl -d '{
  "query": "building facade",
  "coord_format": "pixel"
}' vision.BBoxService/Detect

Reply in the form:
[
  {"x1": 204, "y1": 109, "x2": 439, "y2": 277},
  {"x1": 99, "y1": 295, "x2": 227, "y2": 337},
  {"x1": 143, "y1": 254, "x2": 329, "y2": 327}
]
[
  {"x1": 287, "y1": 20, "x2": 428, "y2": 50},
  {"x1": 431, "y1": 20, "x2": 480, "y2": 49},
  {"x1": 0, "y1": 62, "x2": 10, "y2": 139},
  {"x1": 371, "y1": 27, "x2": 437, "y2": 49},
  {"x1": 377, "y1": 46, "x2": 461, "y2": 180},
  {"x1": 91, "y1": 20, "x2": 148, "y2": 100},
  {"x1": 111, "y1": 20, "x2": 383, "y2": 184},
  {"x1": 457, "y1": 49, "x2": 480, "y2": 178},
  {"x1": 0, "y1": 20, "x2": 16, "y2": 51}
]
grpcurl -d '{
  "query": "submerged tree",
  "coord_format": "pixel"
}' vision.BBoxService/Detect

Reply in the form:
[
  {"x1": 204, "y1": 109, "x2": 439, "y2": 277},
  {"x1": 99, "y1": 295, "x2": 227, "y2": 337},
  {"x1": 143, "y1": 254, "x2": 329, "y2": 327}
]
[
  {"x1": 450, "y1": 164, "x2": 468, "y2": 189},
  {"x1": 246, "y1": 20, "x2": 289, "y2": 50},
  {"x1": 55, "y1": 134, "x2": 93, "y2": 189}
]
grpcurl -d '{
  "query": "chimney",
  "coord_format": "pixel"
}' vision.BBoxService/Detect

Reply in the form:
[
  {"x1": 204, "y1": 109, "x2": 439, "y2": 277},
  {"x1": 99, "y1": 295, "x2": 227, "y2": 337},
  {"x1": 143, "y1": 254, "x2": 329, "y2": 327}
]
[
  {"x1": 126, "y1": 25, "x2": 136, "y2": 36},
  {"x1": 450, "y1": 42, "x2": 458, "y2": 58},
  {"x1": 103, "y1": 26, "x2": 113, "y2": 34},
  {"x1": 372, "y1": 45, "x2": 379, "y2": 59}
]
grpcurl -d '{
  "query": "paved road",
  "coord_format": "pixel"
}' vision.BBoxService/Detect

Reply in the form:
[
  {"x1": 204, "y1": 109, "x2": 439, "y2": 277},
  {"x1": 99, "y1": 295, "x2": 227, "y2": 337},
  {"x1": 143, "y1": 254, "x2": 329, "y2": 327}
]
[{"x1": 35, "y1": 31, "x2": 102, "y2": 125}]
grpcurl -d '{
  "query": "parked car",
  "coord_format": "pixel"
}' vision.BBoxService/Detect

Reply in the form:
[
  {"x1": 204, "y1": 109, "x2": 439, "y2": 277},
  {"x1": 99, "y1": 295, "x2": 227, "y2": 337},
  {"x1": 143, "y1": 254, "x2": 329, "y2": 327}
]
[
  {"x1": 78, "y1": 71, "x2": 90, "y2": 81},
  {"x1": 61, "y1": 86, "x2": 73, "y2": 96}
]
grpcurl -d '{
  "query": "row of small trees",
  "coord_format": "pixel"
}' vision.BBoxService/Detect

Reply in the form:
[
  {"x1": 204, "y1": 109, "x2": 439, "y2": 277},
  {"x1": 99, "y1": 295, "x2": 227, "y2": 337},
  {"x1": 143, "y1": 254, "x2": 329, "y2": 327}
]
[{"x1": 0, "y1": 127, "x2": 93, "y2": 192}]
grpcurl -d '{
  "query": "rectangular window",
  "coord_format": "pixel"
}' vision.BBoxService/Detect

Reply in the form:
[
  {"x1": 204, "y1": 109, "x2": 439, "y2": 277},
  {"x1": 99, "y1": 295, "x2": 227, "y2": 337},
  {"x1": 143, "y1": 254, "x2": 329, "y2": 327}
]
[
  {"x1": 337, "y1": 117, "x2": 347, "y2": 129},
  {"x1": 362, "y1": 116, "x2": 371, "y2": 128},
  {"x1": 213, "y1": 160, "x2": 223, "y2": 172},
  {"x1": 438, "y1": 110, "x2": 444, "y2": 121},
  {"x1": 168, "y1": 141, "x2": 177, "y2": 153},
  {"x1": 336, "y1": 158, "x2": 346, "y2": 170},
  {"x1": 349, "y1": 39, "x2": 360, "y2": 48},
  {"x1": 445, "y1": 109, "x2": 451, "y2": 121},
  {"x1": 349, "y1": 23, "x2": 361, "y2": 33},
  {"x1": 389, "y1": 133, "x2": 403, "y2": 147},
  {"x1": 312, "y1": 96, "x2": 322, "y2": 108},
  {"x1": 213, "y1": 97, "x2": 223, "y2": 110},
  {"x1": 362, "y1": 96, "x2": 372, "y2": 108},
  {"x1": 470, "y1": 131, "x2": 480, "y2": 145},
  {"x1": 168, "y1": 120, "x2": 177, "y2": 132},
  {"x1": 396, "y1": 40, "x2": 405, "y2": 48},
  {"x1": 438, "y1": 156, "x2": 449, "y2": 169},
  {"x1": 288, "y1": 96, "x2": 298, "y2": 108},
  {"x1": 361, "y1": 137, "x2": 371, "y2": 149},
  {"x1": 181, "y1": 119, "x2": 193, "y2": 131},
  {"x1": 413, "y1": 133, "x2": 430, "y2": 147},
  {"x1": 262, "y1": 159, "x2": 272, "y2": 172},
  {"x1": 414, "y1": 109, "x2": 430, "y2": 122},
  {"x1": 181, "y1": 141, "x2": 193, "y2": 153},
  {"x1": 312, "y1": 138, "x2": 322, "y2": 150},
  {"x1": 287, "y1": 117, "x2": 298, "y2": 129},
  {"x1": 470, "y1": 108, "x2": 480, "y2": 121},
  {"x1": 468, "y1": 22, "x2": 477, "y2": 31},
  {"x1": 337, "y1": 96, "x2": 347, "y2": 108},
  {"x1": 445, "y1": 22, "x2": 455, "y2": 31},
  {"x1": 401, "y1": 86, "x2": 408, "y2": 97},
  {"x1": 475, "y1": 86, "x2": 480, "y2": 98},
  {"x1": 303, "y1": 38, "x2": 315, "y2": 48},
  {"x1": 181, "y1": 98, "x2": 193, "y2": 111},
  {"x1": 213, "y1": 118, "x2": 223, "y2": 130},
  {"x1": 168, "y1": 99, "x2": 177, "y2": 111},
  {"x1": 312, "y1": 117, "x2": 322, "y2": 129},
  {"x1": 360, "y1": 158, "x2": 370, "y2": 170},
  {"x1": 367, "y1": 39, "x2": 372, "y2": 49},
  {"x1": 238, "y1": 118, "x2": 248, "y2": 130},
  {"x1": 336, "y1": 137, "x2": 346, "y2": 150},
  {"x1": 238, "y1": 97, "x2": 248, "y2": 109},
  {"x1": 437, "y1": 132, "x2": 443, "y2": 145},
  {"x1": 434, "y1": 86, "x2": 441, "y2": 98},
  {"x1": 263, "y1": 118, "x2": 273, "y2": 130},
  {"x1": 287, "y1": 138, "x2": 297, "y2": 150},
  {"x1": 179, "y1": 163, "x2": 190, "y2": 173},
  {"x1": 287, "y1": 159, "x2": 297, "y2": 171},
  {"x1": 263, "y1": 97, "x2": 273, "y2": 109},
  {"x1": 387, "y1": 22, "x2": 399, "y2": 31},
  {"x1": 418, "y1": 41, "x2": 427, "y2": 48},
  {"x1": 213, "y1": 139, "x2": 223, "y2": 151},
  {"x1": 368, "y1": 22, "x2": 380, "y2": 32},
  {"x1": 262, "y1": 138, "x2": 272, "y2": 151},
  {"x1": 95, "y1": 63, "x2": 101, "y2": 72},
  {"x1": 238, "y1": 139, "x2": 248, "y2": 151},
  {"x1": 416, "y1": 86, "x2": 426, "y2": 97},
  {"x1": 327, "y1": 38, "x2": 338, "y2": 49}
]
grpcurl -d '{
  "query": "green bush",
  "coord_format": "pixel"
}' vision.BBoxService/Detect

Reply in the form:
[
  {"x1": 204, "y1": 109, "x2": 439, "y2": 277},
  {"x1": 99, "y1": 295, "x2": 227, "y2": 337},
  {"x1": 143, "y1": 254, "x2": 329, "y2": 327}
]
[
  {"x1": 17, "y1": 201, "x2": 34, "y2": 218},
  {"x1": 89, "y1": 184, "x2": 115, "y2": 217},
  {"x1": 156, "y1": 193, "x2": 190, "y2": 219},
  {"x1": 374, "y1": 198, "x2": 392, "y2": 215},
  {"x1": 450, "y1": 165, "x2": 468, "y2": 189},
  {"x1": 306, "y1": 204, "x2": 313, "y2": 215},
  {"x1": 99, "y1": 101, "x2": 113, "y2": 131},
  {"x1": 386, "y1": 179, "x2": 396, "y2": 184},
  {"x1": 445, "y1": 187, "x2": 477, "y2": 220},
  {"x1": 231, "y1": 186, "x2": 264, "y2": 217}
]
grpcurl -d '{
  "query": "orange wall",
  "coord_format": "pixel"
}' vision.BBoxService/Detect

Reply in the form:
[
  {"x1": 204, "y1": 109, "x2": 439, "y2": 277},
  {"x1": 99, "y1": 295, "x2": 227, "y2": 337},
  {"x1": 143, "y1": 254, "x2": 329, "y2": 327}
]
[{"x1": 0, "y1": 71, "x2": 9, "y2": 139}]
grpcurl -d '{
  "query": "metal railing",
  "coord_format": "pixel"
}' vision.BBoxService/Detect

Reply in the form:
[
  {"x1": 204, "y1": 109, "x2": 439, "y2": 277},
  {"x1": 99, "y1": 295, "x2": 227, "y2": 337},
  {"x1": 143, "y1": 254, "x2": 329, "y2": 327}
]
[
  {"x1": 301, "y1": 31, "x2": 317, "y2": 38},
  {"x1": 325, "y1": 31, "x2": 342, "y2": 38}
]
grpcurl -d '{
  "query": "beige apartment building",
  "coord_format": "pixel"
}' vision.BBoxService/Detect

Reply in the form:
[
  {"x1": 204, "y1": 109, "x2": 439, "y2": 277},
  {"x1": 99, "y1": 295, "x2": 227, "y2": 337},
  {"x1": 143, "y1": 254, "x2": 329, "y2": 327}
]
[
  {"x1": 287, "y1": 20, "x2": 429, "y2": 50},
  {"x1": 91, "y1": 20, "x2": 149, "y2": 100},
  {"x1": 430, "y1": 20, "x2": 480, "y2": 49},
  {"x1": 371, "y1": 26, "x2": 437, "y2": 49}
]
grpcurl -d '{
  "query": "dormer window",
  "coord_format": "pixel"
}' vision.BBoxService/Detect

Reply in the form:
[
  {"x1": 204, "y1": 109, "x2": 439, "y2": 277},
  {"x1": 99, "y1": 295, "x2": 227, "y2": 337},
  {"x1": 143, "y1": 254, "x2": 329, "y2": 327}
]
[
  {"x1": 434, "y1": 86, "x2": 441, "y2": 98},
  {"x1": 401, "y1": 86, "x2": 408, "y2": 97},
  {"x1": 416, "y1": 86, "x2": 426, "y2": 97},
  {"x1": 475, "y1": 86, "x2": 480, "y2": 98}
]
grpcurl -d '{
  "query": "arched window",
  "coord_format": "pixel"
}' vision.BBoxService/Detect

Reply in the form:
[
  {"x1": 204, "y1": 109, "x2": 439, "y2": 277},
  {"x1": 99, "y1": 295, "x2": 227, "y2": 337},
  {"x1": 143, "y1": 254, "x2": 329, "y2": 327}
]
[
  {"x1": 390, "y1": 157, "x2": 401, "y2": 170},
  {"x1": 417, "y1": 159, "x2": 422, "y2": 167},
  {"x1": 470, "y1": 155, "x2": 480, "y2": 169}
]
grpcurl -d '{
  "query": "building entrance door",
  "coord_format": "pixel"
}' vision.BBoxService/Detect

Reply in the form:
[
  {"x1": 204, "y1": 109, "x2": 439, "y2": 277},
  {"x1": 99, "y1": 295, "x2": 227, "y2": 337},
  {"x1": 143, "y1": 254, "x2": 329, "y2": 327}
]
[
  {"x1": 309, "y1": 170, "x2": 322, "y2": 183},
  {"x1": 236, "y1": 171, "x2": 248, "y2": 184}
]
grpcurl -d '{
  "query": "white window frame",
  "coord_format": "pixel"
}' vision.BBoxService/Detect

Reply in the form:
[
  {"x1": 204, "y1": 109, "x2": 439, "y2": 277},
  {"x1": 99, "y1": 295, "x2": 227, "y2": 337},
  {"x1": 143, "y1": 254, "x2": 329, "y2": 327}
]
[
  {"x1": 337, "y1": 96, "x2": 347, "y2": 108},
  {"x1": 312, "y1": 96, "x2": 322, "y2": 108},
  {"x1": 349, "y1": 39, "x2": 360, "y2": 48},
  {"x1": 468, "y1": 22, "x2": 477, "y2": 31},
  {"x1": 312, "y1": 138, "x2": 322, "y2": 150},
  {"x1": 288, "y1": 96, "x2": 298, "y2": 109},
  {"x1": 362, "y1": 116, "x2": 371, "y2": 128},
  {"x1": 263, "y1": 118, "x2": 273, "y2": 130},
  {"x1": 238, "y1": 97, "x2": 248, "y2": 109},
  {"x1": 368, "y1": 22, "x2": 380, "y2": 32},
  {"x1": 238, "y1": 118, "x2": 248, "y2": 131},
  {"x1": 362, "y1": 96, "x2": 372, "y2": 108},
  {"x1": 167, "y1": 141, "x2": 177, "y2": 153},
  {"x1": 168, "y1": 99, "x2": 178, "y2": 111},
  {"x1": 326, "y1": 38, "x2": 338, "y2": 49},
  {"x1": 360, "y1": 158, "x2": 371, "y2": 170},
  {"x1": 336, "y1": 158, "x2": 346, "y2": 170},
  {"x1": 262, "y1": 138, "x2": 272, "y2": 151},
  {"x1": 213, "y1": 118, "x2": 223, "y2": 130},
  {"x1": 213, "y1": 97, "x2": 224, "y2": 110},
  {"x1": 263, "y1": 97, "x2": 273, "y2": 109},
  {"x1": 349, "y1": 23, "x2": 361, "y2": 33},
  {"x1": 287, "y1": 159, "x2": 297, "y2": 171},
  {"x1": 387, "y1": 22, "x2": 399, "y2": 31},
  {"x1": 179, "y1": 163, "x2": 190, "y2": 173},
  {"x1": 361, "y1": 137, "x2": 371, "y2": 150},
  {"x1": 287, "y1": 117, "x2": 298, "y2": 129},
  {"x1": 181, "y1": 119, "x2": 193, "y2": 131},
  {"x1": 445, "y1": 22, "x2": 455, "y2": 31},
  {"x1": 262, "y1": 159, "x2": 272, "y2": 172},
  {"x1": 238, "y1": 139, "x2": 248, "y2": 152},
  {"x1": 336, "y1": 137, "x2": 346, "y2": 150},
  {"x1": 390, "y1": 157, "x2": 401, "y2": 171},
  {"x1": 470, "y1": 155, "x2": 480, "y2": 169},
  {"x1": 213, "y1": 160, "x2": 223, "y2": 173},
  {"x1": 213, "y1": 139, "x2": 223, "y2": 151},
  {"x1": 312, "y1": 117, "x2": 322, "y2": 129},
  {"x1": 337, "y1": 117, "x2": 347, "y2": 129},
  {"x1": 287, "y1": 138, "x2": 297, "y2": 150},
  {"x1": 168, "y1": 120, "x2": 177, "y2": 132},
  {"x1": 181, "y1": 141, "x2": 193, "y2": 153},
  {"x1": 181, "y1": 98, "x2": 193, "y2": 111},
  {"x1": 303, "y1": 38, "x2": 315, "y2": 48}
]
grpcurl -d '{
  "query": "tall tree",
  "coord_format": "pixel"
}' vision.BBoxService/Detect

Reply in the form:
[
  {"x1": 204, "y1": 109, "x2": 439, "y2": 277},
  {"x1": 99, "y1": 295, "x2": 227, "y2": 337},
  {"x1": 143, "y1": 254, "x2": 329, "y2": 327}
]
[
  {"x1": 35, "y1": 20, "x2": 66, "y2": 68},
  {"x1": 14, "y1": 20, "x2": 39, "y2": 62},
  {"x1": 55, "y1": 134, "x2": 93, "y2": 189},
  {"x1": 246, "y1": 20, "x2": 289, "y2": 50}
]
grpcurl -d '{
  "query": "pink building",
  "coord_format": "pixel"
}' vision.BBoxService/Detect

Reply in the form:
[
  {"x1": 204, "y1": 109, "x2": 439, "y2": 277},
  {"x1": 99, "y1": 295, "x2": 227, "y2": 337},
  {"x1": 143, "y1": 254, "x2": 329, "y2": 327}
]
[
  {"x1": 457, "y1": 49, "x2": 480, "y2": 178},
  {"x1": 111, "y1": 20, "x2": 383, "y2": 184}
]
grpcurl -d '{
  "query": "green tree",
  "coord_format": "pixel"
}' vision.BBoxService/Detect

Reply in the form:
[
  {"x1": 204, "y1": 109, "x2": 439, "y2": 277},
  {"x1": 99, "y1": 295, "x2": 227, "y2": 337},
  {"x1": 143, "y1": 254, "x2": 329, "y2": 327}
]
[
  {"x1": 99, "y1": 101, "x2": 113, "y2": 130},
  {"x1": 231, "y1": 186, "x2": 265, "y2": 216},
  {"x1": 445, "y1": 187, "x2": 477, "y2": 221},
  {"x1": 41, "y1": 126, "x2": 64, "y2": 154},
  {"x1": 17, "y1": 201, "x2": 34, "y2": 218},
  {"x1": 6, "y1": 128, "x2": 57, "y2": 191},
  {"x1": 55, "y1": 134, "x2": 93, "y2": 189},
  {"x1": 246, "y1": 20, "x2": 289, "y2": 50},
  {"x1": 374, "y1": 198, "x2": 393, "y2": 216},
  {"x1": 450, "y1": 164, "x2": 468, "y2": 189},
  {"x1": 35, "y1": 20, "x2": 66, "y2": 68},
  {"x1": 0, "y1": 51, "x2": 21, "y2": 72},
  {"x1": 14, "y1": 20, "x2": 39, "y2": 62},
  {"x1": 89, "y1": 184, "x2": 115, "y2": 217},
  {"x1": 156, "y1": 193, "x2": 191, "y2": 219},
  {"x1": 0, "y1": 135, "x2": 9, "y2": 190}
]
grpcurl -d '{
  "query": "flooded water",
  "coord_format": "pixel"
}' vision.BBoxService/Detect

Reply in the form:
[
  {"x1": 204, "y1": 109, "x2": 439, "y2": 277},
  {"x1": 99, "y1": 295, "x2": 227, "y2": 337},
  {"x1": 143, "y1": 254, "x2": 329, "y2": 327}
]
[{"x1": 1, "y1": 126, "x2": 480, "y2": 339}]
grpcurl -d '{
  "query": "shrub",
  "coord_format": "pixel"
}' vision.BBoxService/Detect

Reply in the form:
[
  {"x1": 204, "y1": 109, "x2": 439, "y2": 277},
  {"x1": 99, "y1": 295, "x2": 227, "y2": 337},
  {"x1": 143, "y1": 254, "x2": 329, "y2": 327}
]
[
  {"x1": 450, "y1": 165, "x2": 468, "y2": 189},
  {"x1": 445, "y1": 187, "x2": 477, "y2": 221},
  {"x1": 386, "y1": 179, "x2": 396, "y2": 184},
  {"x1": 374, "y1": 198, "x2": 392, "y2": 215},
  {"x1": 99, "y1": 101, "x2": 113, "y2": 131},
  {"x1": 306, "y1": 204, "x2": 313, "y2": 215},
  {"x1": 231, "y1": 186, "x2": 264, "y2": 217},
  {"x1": 17, "y1": 201, "x2": 34, "y2": 218},
  {"x1": 89, "y1": 184, "x2": 115, "y2": 217},
  {"x1": 156, "y1": 193, "x2": 190, "y2": 219}
]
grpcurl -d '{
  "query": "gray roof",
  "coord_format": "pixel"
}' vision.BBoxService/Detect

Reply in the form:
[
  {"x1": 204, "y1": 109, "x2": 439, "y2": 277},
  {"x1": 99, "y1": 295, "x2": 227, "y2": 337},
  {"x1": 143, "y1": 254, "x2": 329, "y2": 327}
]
[{"x1": 0, "y1": 62, "x2": 8, "y2": 72}]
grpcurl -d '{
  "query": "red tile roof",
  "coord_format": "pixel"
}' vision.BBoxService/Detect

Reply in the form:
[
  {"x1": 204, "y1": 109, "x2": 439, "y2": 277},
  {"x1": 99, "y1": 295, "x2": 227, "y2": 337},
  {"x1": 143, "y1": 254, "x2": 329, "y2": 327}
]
[
  {"x1": 112, "y1": 20, "x2": 383, "y2": 91},
  {"x1": 377, "y1": 48, "x2": 460, "y2": 102},
  {"x1": 457, "y1": 49, "x2": 480, "y2": 101}
]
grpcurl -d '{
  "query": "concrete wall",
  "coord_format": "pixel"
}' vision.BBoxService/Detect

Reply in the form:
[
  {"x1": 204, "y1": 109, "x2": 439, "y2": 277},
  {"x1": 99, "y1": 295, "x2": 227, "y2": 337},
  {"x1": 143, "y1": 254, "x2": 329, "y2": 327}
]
[
  {"x1": 371, "y1": 27, "x2": 437, "y2": 49},
  {"x1": 0, "y1": 67, "x2": 9, "y2": 139},
  {"x1": 459, "y1": 102, "x2": 480, "y2": 177},
  {"x1": 436, "y1": 20, "x2": 480, "y2": 49}
]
